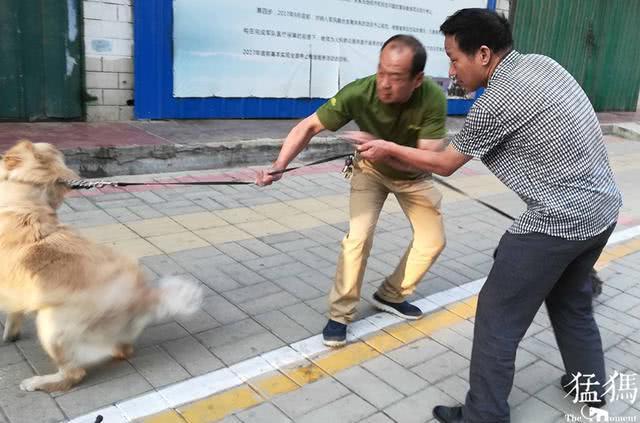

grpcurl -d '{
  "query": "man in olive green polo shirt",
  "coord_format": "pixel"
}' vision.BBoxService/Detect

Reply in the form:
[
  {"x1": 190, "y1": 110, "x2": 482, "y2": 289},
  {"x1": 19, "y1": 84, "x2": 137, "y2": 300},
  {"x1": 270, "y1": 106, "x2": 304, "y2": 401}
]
[{"x1": 256, "y1": 34, "x2": 448, "y2": 347}]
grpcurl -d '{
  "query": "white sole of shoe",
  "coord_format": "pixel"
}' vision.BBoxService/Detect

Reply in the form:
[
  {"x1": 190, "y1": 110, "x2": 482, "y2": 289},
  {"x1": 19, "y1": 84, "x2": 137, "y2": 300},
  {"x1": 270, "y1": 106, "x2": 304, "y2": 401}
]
[
  {"x1": 322, "y1": 338, "x2": 346, "y2": 348},
  {"x1": 371, "y1": 297, "x2": 422, "y2": 320}
]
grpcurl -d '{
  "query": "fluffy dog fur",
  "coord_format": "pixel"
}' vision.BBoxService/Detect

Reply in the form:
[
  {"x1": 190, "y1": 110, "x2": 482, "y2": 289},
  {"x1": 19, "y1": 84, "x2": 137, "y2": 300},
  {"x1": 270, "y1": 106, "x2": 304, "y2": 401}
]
[{"x1": 0, "y1": 140, "x2": 202, "y2": 392}]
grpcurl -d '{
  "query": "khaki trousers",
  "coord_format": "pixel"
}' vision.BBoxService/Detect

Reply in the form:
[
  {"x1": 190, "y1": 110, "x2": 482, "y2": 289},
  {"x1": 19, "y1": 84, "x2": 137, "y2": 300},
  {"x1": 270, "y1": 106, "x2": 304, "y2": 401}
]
[{"x1": 329, "y1": 161, "x2": 446, "y2": 324}]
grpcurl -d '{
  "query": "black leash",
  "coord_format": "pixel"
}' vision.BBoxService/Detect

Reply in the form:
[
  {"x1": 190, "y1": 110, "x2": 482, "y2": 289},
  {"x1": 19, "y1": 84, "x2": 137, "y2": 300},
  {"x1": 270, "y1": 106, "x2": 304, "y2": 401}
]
[
  {"x1": 432, "y1": 175, "x2": 515, "y2": 220},
  {"x1": 66, "y1": 154, "x2": 353, "y2": 190}
]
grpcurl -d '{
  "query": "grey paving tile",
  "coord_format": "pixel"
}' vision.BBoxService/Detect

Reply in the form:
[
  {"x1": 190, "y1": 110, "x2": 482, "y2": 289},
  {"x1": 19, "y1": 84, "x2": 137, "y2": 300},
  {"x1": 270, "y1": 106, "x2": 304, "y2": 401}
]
[
  {"x1": 224, "y1": 281, "x2": 282, "y2": 304},
  {"x1": 175, "y1": 309, "x2": 221, "y2": 333},
  {"x1": 221, "y1": 263, "x2": 268, "y2": 286},
  {"x1": 357, "y1": 413, "x2": 395, "y2": 423},
  {"x1": 514, "y1": 360, "x2": 562, "y2": 395},
  {"x1": 129, "y1": 345, "x2": 190, "y2": 388},
  {"x1": 260, "y1": 262, "x2": 315, "y2": 282},
  {"x1": 272, "y1": 378, "x2": 349, "y2": 418},
  {"x1": 65, "y1": 197, "x2": 99, "y2": 211},
  {"x1": 162, "y1": 335, "x2": 224, "y2": 376},
  {"x1": 297, "y1": 393, "x2": 377, "y2": 423},
  {"x1": 55, "y1": 373, "x2": 152, "y2": 418},
  {"x1": 196, "y1": 318, "x2": 284, "y2": 365},
  {"x1": 213, "y1": 331, "x2": 285, "y2": 365},
  {"x1": 0, "y1": 362, "x2": 64, "y2": 423},
  {"x1": 236, "y1": 402, "x2": 292, "y2": 423},
  {"x1": 606, "y1": 347, "x2": 640, "y2": 370},
  {"x1": 534, "y1": 385, "x2": 584, "y2": 417},
  {"x1": 334, "y1": 366, "x2": 404, "y2": 409},
  {"x1": 97, "y1": 198, "x2": 146, "y2": 209},
  {"x1": 435, "y1": 375, "x2": 468, "y2": 404},
  {"x1": 430, "y1": 328, "x2": 473, "y2": 360},
  {"x1": 104, "y1": 206, "x2": 142, "y2": 222},
  {"x1": 362, "y1": 355, "x2": 428, "y2": 396},
  {"x1": 520, "y1": 337, "x2": 565, "y2": 369},
  {"x1": 216, "y1": 242, "x2": 261, "y2": 261},
  {"x1": 140, "y1": 255, "x2": 186, "y2": 276},
  {"x1": 201, "y1": 294, "x2": 248, "y2": 324},
  {"x1": 128, "y1": 204, "x2": 166, "y2": 219},
  {"x1": 385, "y1": 337, "x2": 449, "y2": 368},
  {"x1": 238, "y1": 238, "x2": 282, "y2": 257},
  {"x1": 384, "y1": 386, "x2": 456, "y2": 423},
  {"x1": 254, "y1": 310, "x2": 312, "y2": 343},
  {"x1": 411, "y1": 350, "x2": 470, "y2": 384},
  {"x1": 60, "y1": 210, "x2": 117, "y2": 227},
  {"x1": 281, "y1": 302, "x2": 327, "y2": 334},
  {"x1": 136, "y1": 322, "x2": 190, "y2": 347},
  {"x1": 272, "y1": 238, "x2": 320, "y2": 253},
  {"x1": 237, "y1": 291, "x2": 300, "y2": 316},
  {"x1": 511, "y1": 396, "x2": 563, "y2": 422},
  {"x1": 243, "y1": 254, "x2": 298, "y2": 272},
  {"x1": 272, "y1": 276, "x2": 324, "y2": 301},
  {"x1": 0, "y1": 344, "x2": 23, "y2": 368},
  {"x1": 594, "y1": 312, "x2": 636, "y2": 336},
  {"x1": 132, "y1": 191, "x2": 166, "y2": 204}
]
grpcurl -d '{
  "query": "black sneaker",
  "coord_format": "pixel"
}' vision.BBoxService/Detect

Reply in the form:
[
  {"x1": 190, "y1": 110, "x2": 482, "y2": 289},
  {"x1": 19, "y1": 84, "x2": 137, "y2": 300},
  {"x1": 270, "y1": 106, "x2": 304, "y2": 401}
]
[
  {"x1": 561, "y1": 374, "x2": 606, "y2": 408},
  {"x1": 322, "y1": 319, "x2": 347, "y2": 347},
  {"x1": 372, "y1": 293, "x2": 423, "y2": 320},
  {"x1": 433, "y1": 405, "x2": 464, "y2": 423}
]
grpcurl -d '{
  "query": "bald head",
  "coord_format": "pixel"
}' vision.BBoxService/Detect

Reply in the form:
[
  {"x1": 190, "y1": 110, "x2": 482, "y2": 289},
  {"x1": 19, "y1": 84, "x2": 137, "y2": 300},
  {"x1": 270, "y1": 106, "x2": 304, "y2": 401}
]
[{"x1": 380, "y1": 34, "x2": 427, "y2": 76}]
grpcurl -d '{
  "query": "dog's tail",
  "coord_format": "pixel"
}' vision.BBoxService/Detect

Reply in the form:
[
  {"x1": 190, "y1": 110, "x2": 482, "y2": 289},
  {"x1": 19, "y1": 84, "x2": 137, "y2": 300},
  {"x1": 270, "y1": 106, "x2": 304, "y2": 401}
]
[{"x1": 153, "y1": 276, "x2": 203, "y2": 321}]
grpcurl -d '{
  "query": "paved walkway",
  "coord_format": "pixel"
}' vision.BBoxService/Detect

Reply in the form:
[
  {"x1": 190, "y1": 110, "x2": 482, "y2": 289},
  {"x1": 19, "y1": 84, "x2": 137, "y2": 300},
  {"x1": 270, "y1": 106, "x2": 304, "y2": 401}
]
[{"x1": 0, "y1": 134, "x2": 639, "y2": 423}]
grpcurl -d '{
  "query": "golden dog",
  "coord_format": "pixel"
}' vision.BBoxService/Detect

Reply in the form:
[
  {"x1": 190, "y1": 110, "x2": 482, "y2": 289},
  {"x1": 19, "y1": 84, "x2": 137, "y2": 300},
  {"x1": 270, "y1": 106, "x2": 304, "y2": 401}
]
[{"x1": 0, "y1": 140, "x2": 202, "y2": 392}]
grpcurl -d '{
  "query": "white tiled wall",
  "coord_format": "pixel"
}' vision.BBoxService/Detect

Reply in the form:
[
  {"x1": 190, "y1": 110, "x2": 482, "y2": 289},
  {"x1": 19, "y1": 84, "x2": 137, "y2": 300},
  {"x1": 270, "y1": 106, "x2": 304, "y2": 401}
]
[
  {"x1": 83, "y1": 0, "x2": 134, "y2": 121},
  {"x1": 496, "y1": 0, "x2": 510, "y2": 19}
]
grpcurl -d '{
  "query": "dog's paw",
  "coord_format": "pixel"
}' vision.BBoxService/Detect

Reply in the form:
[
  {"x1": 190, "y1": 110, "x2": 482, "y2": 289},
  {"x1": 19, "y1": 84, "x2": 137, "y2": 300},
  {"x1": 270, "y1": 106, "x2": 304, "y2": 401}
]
[
  {"x1": 112, "y1": 344, "x2": 134, "y2": 360},
  {"x1": 2, "y1": 332, "x2": 20, "y2": 343},
  {"x1": 19, "y1": 376, "x2": 42, "y2": 392}
]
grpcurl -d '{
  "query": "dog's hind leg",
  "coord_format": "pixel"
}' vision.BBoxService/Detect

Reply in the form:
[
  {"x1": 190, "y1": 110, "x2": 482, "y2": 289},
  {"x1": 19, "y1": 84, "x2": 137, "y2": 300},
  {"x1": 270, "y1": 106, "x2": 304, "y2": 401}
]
[
  {"x1": 20, "y1": 366, "x2": 86, "y2": 392},
  {"x1": 19, "y1": 309, "x2": 105, "y2": 392},
  {"x1": 3, "y1": 312, "x2": 24, "y2": 342}
]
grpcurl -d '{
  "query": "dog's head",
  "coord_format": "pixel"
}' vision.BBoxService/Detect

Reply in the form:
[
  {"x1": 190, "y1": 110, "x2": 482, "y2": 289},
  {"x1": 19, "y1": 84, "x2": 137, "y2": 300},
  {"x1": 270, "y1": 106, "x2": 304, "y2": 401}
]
[{"x1": 0, "y1": 140, "x2": 79, "y2": 209}]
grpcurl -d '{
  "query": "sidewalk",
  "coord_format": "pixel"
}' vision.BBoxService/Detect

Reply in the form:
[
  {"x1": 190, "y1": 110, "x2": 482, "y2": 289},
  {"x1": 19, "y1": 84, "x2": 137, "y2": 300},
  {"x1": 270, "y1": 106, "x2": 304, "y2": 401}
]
[
  {"x1": 0, "y1": 111, "x2": 638, "y2": 177},
  {"x1": 0, "y1": 132, "x2": 639, "y2": 423}
]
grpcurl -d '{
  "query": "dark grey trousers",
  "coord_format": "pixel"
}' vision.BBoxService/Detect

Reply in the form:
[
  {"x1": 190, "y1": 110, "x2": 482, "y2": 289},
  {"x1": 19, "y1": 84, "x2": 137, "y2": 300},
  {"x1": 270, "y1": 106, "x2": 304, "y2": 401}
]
[{"x1": 463, "y1": 224, "x2": 615, "y2": 423}]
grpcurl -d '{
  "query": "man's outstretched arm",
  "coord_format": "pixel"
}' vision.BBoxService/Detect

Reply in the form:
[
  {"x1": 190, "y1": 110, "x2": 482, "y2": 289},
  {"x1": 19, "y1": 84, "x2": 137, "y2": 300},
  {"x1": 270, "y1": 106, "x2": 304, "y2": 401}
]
[{"x1": 256, "y1": 113, "x2": 326, "y2": 186}]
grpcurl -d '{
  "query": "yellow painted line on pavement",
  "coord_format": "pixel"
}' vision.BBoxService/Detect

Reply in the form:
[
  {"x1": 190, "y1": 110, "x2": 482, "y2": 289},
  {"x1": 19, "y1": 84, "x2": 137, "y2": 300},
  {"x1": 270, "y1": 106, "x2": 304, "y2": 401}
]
[
  {"x1": 595, "y1": 237, "x2": 640, "y2": 270},
  {"x1": 141, "y1": 235, "x2": 640, "y2": 423},
  {"x1": 141, "y1": 296, "x2": 477, "y2": 423}
]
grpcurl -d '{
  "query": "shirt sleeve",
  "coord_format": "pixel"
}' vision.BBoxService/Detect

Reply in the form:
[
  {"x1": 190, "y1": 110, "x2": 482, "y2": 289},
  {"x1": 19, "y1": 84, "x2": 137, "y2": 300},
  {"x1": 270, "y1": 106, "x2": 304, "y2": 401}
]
[
  {"x1": 418, "y1": 88, "x2": 447, "y2": 140},
  {"x1": 450, "y1": 105, "x2": 506, "y2": 159},
  {"x1": 316, "y1": 82, "x2": 356, "y2": 131}
]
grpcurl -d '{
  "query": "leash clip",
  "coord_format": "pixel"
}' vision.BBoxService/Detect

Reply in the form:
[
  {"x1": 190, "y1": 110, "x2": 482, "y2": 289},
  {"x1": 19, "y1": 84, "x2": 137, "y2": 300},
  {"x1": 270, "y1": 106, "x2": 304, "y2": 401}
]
[{"x1": 341, "y1": 154, "x2": 354, "y2": 179}]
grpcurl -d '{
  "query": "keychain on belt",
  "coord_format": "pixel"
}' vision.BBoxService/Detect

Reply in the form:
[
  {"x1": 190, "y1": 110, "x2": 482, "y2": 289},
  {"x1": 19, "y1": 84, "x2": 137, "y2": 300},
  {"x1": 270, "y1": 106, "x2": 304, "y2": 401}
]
[{"x1": 341, "y1": 154, "x2": 355, "y2": 179}]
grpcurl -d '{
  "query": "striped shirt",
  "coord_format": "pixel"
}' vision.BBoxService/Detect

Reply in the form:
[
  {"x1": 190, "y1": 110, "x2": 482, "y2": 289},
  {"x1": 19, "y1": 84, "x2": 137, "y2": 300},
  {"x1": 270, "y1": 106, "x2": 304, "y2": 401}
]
[{"x1": 451, "y1": 51, "x2": 622, "y2": 240}]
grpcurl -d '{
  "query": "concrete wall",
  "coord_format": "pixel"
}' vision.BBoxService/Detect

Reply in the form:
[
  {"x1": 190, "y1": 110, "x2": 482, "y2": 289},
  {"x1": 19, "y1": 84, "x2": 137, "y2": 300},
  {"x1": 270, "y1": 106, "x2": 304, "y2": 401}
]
[{"x1": 83, "y1": 0, "x2": 134, "y2": 121}]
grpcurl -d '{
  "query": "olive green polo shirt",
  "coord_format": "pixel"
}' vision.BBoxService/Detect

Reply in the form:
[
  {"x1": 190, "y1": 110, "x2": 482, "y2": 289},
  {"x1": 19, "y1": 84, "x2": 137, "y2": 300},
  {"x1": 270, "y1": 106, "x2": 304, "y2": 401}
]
[{"x1": 316, "y1": 74, "x2": 447, "y2": 179}]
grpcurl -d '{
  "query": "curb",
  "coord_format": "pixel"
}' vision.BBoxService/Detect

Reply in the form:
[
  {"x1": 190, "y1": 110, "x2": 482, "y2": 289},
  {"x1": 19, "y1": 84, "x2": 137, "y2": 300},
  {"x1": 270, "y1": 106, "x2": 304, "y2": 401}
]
[{"x1": 64, "y1": 122, "x2": 639, "y2": 178}]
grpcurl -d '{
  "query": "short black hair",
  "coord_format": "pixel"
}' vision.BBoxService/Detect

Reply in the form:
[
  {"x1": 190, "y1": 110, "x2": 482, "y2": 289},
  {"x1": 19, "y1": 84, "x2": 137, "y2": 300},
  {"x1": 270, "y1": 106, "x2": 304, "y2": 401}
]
[
  {"x1": 381, "y1": 34, "x2": 427, "y2": 76},
  {"x1": 440, "y1": 8, "x2": 512, "y2": 56}
]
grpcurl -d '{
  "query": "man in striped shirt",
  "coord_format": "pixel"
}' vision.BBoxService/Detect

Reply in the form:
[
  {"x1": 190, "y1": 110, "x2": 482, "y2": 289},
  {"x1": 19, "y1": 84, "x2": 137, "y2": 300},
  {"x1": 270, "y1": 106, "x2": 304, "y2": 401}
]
[{"x1": 347, "y1": 8, "x2": 622, "y2": 423}]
